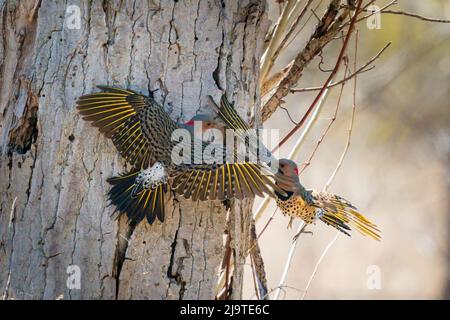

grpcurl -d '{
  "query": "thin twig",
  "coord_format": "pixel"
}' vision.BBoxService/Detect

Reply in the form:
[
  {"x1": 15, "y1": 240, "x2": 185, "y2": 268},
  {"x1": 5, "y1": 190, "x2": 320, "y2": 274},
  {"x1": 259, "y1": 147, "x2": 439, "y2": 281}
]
[
  {"x1": 279, "y1": 106, "x2": 298, "y2": 125},
  {"x1": 273, "y1": 14, "x2": 363, "y2": 301},
  {"x1": 283, "y1": 0, "x2": 324, "y2": 52},
  {"x1": 260, "y1": 0, "x2": 297, "y2": 82},
  {"x1": 299, "y1": 31, "x2": 350, "y2": 175},
  {"x1": 342, "y1": 2, "x2": 450, "y2": 23},
  {"x1": 253, "y1": 80, "x2": 333, "y2": 223},
  {"x1": 259, "y1": 0, "x2": 348, "y2": 124},
  {"x1": 2, "y1": 197, "x2": 17, "y2": 301},
  {"x1": 375, "y1": 9, "x2": 450, "y2": 23},
  {"x1": 350, "y1": 0, "x2": 398, "y2": 25},
  {"x1": 299, "y1": 59, "x2": 349, "y2": 173},
  {"x1": 263, "y1": 0, "x2": 311, "y2": 80},
  {"x1": 293, "y1": 66, "x2": 372, "y2": 92},
  {"x1": 273, "y1": 221, "x2": 305, "y2": 300},
  {"x1": 249, "y1": 255, "x2": 260, "y2": 300},
  {"x1": 270, "y1": 0, "x2": 315, "y2": 68},
  {"x1": 301, "y1": 231, "x2": 340, "y2": 299},
  {"x1": 251, "y1": 284, "x2": 305, "y2": 300},
  {"x1": 249, "y1": 219, "x2": 269, "y2": 300},
  {"x1": 291, "y1": 41, "x2": 390, "y2": 93},
  {"x1": 215, "y1": 209, "x2": 233, "y2": 300},
  {"x1": 325, "y1": 31, "x2": 359, "y2": 190},
  {"x1": 301, "y1": 31, "x2": 360, "y2": 299},
  {"x1": 256, "y1": 207, "x2": 278, "y2": 239},
  {"x1": 271, "y1": 0, "x2": 362, "y2": 153}
]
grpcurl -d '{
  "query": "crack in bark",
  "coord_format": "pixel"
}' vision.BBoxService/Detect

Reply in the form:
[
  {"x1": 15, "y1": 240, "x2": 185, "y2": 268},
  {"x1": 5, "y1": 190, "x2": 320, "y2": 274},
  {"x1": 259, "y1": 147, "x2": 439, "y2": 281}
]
[
  {"x1": 126, "y1": 0, "x2": 139, "y2": 88},
  {"x1": 212, "y1": 30, "x2": 225, "y2": 91},
  {"x1": 166, "y1": 204, "x2": 187, "y2": 299},
  {"x1": 112, "y1": 219, "x2": 135, "y2": 300}
]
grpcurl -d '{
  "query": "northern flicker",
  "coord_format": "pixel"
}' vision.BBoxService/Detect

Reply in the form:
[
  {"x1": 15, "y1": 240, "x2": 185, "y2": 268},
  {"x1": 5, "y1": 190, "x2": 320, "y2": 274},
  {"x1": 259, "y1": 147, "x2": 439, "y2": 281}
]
[
  {"x1": 209, "y1": 94, "x2": 381, "y2": 240},
  {"x1": 76, "y1": 86, "x2": 286, "y2": 225},
  {"x1": 275, "y1": 159, "x2": 381, "y2": 240}
]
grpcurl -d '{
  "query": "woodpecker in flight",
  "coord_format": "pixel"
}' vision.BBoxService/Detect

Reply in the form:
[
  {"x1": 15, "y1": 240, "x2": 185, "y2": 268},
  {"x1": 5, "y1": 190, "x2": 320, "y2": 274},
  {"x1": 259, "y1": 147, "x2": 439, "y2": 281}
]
[
  {"x1": 209, "y1": 95, "x2": 381, "y2": 240},
  {"x1": 76, "y1": 86, "x2": 286, "y2": 225},
  {"x1": 275, "y1": 159, "x2": 380, "y2": 240}
]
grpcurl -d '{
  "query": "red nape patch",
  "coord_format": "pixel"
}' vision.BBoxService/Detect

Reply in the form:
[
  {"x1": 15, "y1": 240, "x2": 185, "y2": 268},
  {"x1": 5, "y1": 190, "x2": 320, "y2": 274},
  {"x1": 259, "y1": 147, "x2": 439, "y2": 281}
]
[
  {"x1": 294, "y1": 167, "x2": 299, "y2": 175},
  {"x1": 185, "y1": 120, "x2": 195, "y2": 126}
]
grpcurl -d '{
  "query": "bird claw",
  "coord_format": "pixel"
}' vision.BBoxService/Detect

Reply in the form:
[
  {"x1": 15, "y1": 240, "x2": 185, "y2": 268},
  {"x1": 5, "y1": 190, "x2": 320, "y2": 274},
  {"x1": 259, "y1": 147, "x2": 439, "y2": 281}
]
[
  {"x1": 287, "y1": 217, "x2": 294, "y2": 229},
  {"x1": 292, "y1": 229, "x2": 313, "y2": 242}
]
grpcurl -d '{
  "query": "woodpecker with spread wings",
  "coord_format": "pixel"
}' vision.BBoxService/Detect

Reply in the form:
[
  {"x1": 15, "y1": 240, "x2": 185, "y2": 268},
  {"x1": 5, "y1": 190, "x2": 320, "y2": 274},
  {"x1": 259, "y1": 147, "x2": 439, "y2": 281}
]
[
  {"x1": 76, "y1": 86, "x2": 286, "y2": 226},
  {"x1": 209, "y1": 95, "x2": 381, "y2": 240}
]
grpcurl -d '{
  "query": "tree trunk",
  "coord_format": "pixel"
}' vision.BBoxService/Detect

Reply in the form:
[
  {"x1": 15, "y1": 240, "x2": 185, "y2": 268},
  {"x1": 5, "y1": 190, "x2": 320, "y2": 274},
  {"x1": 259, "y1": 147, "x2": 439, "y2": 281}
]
[{"x1": 0, "y1": 0, "x2": 268, "y2": 300}]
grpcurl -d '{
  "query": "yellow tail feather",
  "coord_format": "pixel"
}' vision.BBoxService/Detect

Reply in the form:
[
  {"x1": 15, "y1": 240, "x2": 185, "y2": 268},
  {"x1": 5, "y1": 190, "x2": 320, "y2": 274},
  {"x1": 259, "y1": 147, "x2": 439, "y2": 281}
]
[{"x1": 320, "y1": 196, "x2": 381, "y2": 241}]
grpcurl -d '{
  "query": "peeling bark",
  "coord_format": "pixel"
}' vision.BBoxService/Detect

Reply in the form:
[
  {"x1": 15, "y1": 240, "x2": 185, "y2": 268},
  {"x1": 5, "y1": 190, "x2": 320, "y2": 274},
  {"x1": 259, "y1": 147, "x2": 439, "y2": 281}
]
[{"x1": 0, "y1": 0, "x2": 268, "y2": 300}]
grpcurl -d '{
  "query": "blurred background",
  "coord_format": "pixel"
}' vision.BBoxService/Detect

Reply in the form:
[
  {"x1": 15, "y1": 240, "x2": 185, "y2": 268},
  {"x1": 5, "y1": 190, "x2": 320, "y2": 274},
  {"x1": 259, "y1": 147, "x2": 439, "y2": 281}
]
[{"x1": 244, "y1": 0, "x2": 450, "y2": 299}]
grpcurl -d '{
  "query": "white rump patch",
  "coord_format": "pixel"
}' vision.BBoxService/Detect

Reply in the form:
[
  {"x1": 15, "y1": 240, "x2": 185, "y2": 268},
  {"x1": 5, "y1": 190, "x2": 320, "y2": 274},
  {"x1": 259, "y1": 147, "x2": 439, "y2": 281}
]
[{"x1": 136, "y1": 162, "x2": 167, "y2": 189}]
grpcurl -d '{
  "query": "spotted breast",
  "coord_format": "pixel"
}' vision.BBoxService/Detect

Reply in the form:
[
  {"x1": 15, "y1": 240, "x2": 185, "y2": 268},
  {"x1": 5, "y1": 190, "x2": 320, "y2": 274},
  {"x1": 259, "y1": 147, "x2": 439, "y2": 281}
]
[{"x1": 276, "y1": 195, "x2": 317, "y2": 224}]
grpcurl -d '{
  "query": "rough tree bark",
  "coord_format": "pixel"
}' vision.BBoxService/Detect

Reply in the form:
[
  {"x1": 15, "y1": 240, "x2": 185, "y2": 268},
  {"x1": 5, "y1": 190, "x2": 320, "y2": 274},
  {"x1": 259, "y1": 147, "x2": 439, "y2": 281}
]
[{"x1": 0, "y1": 0, "x2": 268, "y2": 299}]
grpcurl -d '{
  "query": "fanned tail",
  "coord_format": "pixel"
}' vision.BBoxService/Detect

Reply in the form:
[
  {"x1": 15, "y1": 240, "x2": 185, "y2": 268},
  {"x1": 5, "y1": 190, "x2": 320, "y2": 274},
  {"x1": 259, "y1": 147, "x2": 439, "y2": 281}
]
[
  {"x1": 319, "y1": 212, "x2": 352, "y2": 237},
  {"x1": 107, "y1": 170, "x2": 166, "y2": 226},
  {"x1": 317, "y1": 194, "x2": 381, "y2": 241}
]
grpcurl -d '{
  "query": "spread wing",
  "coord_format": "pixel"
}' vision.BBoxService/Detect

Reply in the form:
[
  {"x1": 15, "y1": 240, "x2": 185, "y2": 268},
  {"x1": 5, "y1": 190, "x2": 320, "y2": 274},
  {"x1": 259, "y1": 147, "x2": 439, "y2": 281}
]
[
  {"x1": 171, "y1": 162, "x2": 286, "y2": 201},
  {"x1": 210, "y1": 94, "x2": 276, "y2": 166},
  {"x1": 77, "y1": 86, "x2": 152, "y2": 168}
]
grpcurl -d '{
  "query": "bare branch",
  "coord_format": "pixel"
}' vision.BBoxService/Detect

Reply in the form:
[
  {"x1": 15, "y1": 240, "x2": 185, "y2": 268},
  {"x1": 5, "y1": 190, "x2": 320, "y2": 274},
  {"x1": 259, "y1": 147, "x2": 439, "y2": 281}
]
[
  {"x1": 273, "y1": 222, "x2": 305, "y2": 300},
  {"x1": 342, "y1": 2, "x2": 450, "y2": 23},
  {"x1": 299, "y1": 59, "x2": 349, "y2": 174},
  {"x1": 350, "y1": 0, "x2": 397, "y2": 25},
  {"x1": 377, "y1": 9, "x2": 450, "y2": 23},
  {"x1": 271, "y1": 0, "x2": 362, "y2": 153},
  {"x1": 301, "y1": 30, "x2": 360, "y2": 300},
  {"x1": 2, "y1": 197, "x2": 17, "y2": 301},
  {"x1": 253, "y1": 79, "x2": 333, "y2": 224},
  {"x1": 260, "y1": 62, "x2": 292, "y2": 98},
  {"x1": 324, "y1": 30, "x2": 359, "y2": 190},
  {"x1": 260, "y1": 0, "x2": 298, "y2": 82},
  {"x1": 259, "y1": 0, "x2": 348, "y2": 125},
  {"x1": 279, "y1": 105, "x2": 298, "y2": 125},
  {"x1": 292, "y1": 66, "x2": 372, "y2": 93},
  {"x1": 249, "y1": 255, "x2": 260, "y2": 300},
  {"x1": 301, "y1": 231, "x2": 340, "y2": 299},
  {"x1": 270, "y1": 0, "x2": 315, "y2": 72},
  {"x1": 215, "y1": 210, "x2": 233, "y2": 300},
  {"x1": 291, "y1": 41, "x2": 390, "y2": 93},
  {"x1": 249, "y1": 220, "x2": 269, "y2": 300}
]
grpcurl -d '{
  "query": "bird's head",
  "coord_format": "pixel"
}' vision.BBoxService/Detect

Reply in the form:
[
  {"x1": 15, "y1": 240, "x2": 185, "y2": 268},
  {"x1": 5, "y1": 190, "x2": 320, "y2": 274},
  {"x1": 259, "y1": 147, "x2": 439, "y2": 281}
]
[
  {"x1": 275, "y1": 158, "x2": 301, "y2": 196},
  {"x1": 278, "y1": 158, "x2": 299, "y2": 177},
  {"x1": 184, "y1": 114, "x2": 225, "y2": 133}
]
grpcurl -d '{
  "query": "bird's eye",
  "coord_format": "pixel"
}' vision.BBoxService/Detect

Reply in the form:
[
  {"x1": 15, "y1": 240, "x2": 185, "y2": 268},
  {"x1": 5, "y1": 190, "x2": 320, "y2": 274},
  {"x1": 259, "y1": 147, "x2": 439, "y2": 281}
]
[
  {"x1": 280, "y1": 164, "x2": 284, "y2": 168},
  {"x1": 207, "y1": 122, "x2": 211, "y2": 126}
]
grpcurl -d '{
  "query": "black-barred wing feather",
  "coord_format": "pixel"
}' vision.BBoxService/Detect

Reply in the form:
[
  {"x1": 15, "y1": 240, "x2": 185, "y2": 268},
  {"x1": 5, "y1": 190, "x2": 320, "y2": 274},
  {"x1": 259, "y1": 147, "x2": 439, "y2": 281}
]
[
  {"x1": 77, "y1": 86, "x2": 152, "y2": 168},
  {"x1": 172, "y1": 162, "x2": 284, "y2": 201}
]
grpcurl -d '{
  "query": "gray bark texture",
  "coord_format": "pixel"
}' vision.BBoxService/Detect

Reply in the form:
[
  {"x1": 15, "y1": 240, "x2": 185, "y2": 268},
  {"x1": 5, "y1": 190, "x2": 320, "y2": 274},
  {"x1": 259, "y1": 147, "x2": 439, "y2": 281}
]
[{"x1": 0, "y1": 0, "x2": 268, "y2": 300}]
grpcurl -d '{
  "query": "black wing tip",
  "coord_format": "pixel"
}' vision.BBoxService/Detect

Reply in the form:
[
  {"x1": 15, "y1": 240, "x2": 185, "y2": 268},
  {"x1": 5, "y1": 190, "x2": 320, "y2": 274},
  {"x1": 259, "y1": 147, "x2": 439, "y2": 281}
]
[{"x1": 320, "y1": 214, "x2": 352, "y2": 236}]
